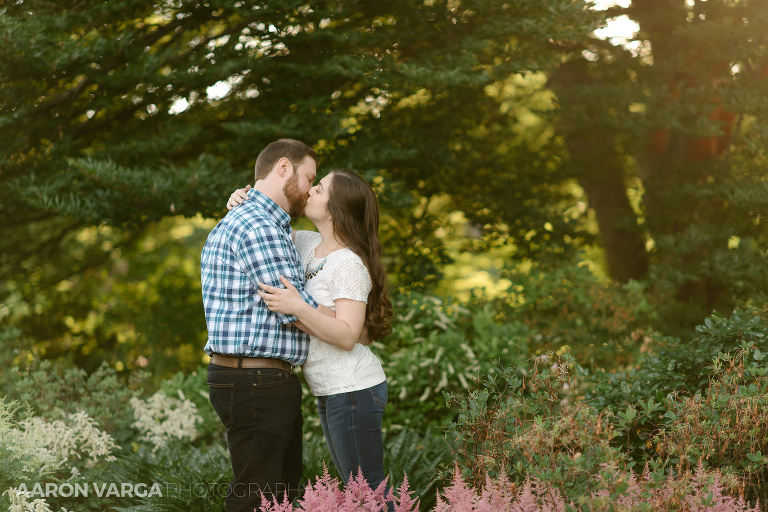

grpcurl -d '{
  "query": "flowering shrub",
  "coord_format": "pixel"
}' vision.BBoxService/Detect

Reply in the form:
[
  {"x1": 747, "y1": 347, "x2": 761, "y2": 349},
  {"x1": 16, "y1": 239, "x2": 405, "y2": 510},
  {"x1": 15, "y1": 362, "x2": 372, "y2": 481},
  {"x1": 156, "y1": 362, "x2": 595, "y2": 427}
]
[
  {"x1": 1, "y1": 397, "x2": 119, "y2": 512},
  {"x1": 434, "y1": 466, "x2": 569, "y2": 511},
  {"x1": 5, "y1": 360, "x2": 146, "y2": 444},
  {"x1": 3, "y1": 486, "x2": 68, "y2": 512},
  {"x1": 2, "y1": 402, "x2": 118, "y2": 477},
  {"x1": 443, "y1": 353, "x2": 626, "y2": 494},
  {"x1": 654, "y1": 345, "x2": 768, "y2": 507},
  {"x1": 129, "y1": 389, "x2": 202, "y2": 452}
]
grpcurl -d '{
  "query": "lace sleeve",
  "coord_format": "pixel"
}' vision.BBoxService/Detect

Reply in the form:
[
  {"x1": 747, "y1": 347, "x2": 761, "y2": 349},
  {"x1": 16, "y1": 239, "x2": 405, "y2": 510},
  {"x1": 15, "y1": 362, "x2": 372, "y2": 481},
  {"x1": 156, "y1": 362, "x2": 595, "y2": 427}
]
[{"x1": 330, "y1": 256, "x2": 372, "y2": 303}]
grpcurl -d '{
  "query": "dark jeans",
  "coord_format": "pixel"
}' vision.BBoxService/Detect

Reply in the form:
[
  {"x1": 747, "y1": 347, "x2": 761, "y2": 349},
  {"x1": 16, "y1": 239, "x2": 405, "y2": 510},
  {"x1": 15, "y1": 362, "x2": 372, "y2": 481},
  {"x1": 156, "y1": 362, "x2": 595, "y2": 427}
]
[
  {"x1": 207, "y1": 363, "x2": 303, "y2": 512},
  {"x1": 317, "y1": 380, "x2": 388, "y2": 491}
]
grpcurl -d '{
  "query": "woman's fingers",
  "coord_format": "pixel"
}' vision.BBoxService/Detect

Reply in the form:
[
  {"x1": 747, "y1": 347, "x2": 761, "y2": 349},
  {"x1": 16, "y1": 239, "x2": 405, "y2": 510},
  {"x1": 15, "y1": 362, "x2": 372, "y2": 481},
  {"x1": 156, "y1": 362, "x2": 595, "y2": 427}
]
[
  {"x1": 226, "y1": 185, "x2": 252, "y2": 210},
  {"x1": 257, "y1": 281, "x2": 277, "y2": 293}
]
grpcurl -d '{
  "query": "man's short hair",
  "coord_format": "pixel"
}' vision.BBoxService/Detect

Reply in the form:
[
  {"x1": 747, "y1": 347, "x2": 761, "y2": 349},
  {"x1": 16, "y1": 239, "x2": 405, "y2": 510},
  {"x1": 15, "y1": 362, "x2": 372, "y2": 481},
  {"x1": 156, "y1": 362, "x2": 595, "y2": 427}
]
[{"x1": 254, "y1": 139, "x2": 317, "y2": 181}]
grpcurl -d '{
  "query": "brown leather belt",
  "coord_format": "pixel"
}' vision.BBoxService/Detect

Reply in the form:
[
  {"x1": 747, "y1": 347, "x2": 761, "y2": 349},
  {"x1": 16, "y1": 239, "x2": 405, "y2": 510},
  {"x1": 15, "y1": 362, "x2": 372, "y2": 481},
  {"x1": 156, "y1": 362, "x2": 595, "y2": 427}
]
[{"x1": 210, "y1": 353, "x2": 293, "y2": 373}]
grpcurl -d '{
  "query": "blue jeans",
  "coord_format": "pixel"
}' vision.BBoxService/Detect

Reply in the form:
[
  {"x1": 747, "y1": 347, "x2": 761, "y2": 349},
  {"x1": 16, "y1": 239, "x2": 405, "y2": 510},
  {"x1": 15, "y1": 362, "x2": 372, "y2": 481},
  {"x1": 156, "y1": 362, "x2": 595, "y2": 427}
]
[
  {"x1": 317, "y1": 380, "x2": 388, "y2": 491},
  {"x1": 207, "y1": 364, "x2": 303, "y2": 512}
]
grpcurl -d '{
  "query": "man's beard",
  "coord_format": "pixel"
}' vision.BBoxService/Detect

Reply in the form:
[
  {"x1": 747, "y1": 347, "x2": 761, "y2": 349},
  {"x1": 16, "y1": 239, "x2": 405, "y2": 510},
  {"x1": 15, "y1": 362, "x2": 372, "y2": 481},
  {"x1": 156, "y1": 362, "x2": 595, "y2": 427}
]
[{"x1": 283, "y1": 171, "x2": 307, "y2": 218}]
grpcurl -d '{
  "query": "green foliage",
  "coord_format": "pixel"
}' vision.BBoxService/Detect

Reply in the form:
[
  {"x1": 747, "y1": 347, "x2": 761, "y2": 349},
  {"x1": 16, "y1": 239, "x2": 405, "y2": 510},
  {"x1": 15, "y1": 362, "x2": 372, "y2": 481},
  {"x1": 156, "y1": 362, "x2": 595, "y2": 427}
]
[
  {"x1": 493, "y1": 260, "x2": 656, "y2": 367},
  {"x1": 654, "y1": 345, "x2": 768, "y2": 507},
  {"x1": 3, "y1": 359, "x2": 147, "y2": 446},
  {"x1": 379, "y1": 292, "x2": 529, "y2": 430},
  {"x1": 109, "y1": 444, "x2": 230, "y2": 512},
  {"x1": 584, "y1": 307, "x2": 768, "y2": 466},
  {"x1": 2, "y1": 217, "x2": 214, "y2": 378},
  {"x1": 384, "y1": 428, "x2": 450, "y2": 511}
]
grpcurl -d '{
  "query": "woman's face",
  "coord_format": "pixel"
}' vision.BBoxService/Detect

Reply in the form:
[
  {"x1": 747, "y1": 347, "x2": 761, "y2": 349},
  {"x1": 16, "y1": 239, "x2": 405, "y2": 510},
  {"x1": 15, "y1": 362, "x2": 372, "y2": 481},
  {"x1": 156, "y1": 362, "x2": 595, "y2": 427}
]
[{"x1": 305, "y1": 173, "x2": 333, "y2": 224}]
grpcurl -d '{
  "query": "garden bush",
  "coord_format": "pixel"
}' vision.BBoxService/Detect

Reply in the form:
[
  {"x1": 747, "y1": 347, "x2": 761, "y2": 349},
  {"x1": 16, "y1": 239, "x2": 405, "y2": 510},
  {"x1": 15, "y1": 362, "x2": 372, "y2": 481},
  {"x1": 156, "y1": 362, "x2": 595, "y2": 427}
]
[
  {"x1": 442, "y1": 352, "x2": 628, "y2": 498},
  {"x1": 653, "y1": 345, "x2": 768, "y2": 507},
  {"x1": 4, "y1": 296, "x2": 768, "y2": 511},
  {"x1": 3, "y1": 360, "x2": 148, "y2": 446},
  {"x1": 378, "y1": 292, "x2": 529, "y2": 431},
  {"x1": 585, "y1": 307, "x2": 768, "y2": 466}
]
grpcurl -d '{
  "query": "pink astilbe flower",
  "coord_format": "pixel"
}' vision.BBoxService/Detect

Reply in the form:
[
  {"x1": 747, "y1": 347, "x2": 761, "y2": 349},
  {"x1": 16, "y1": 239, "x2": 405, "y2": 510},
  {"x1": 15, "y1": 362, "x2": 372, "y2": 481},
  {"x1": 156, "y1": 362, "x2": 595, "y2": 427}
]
[
  {"x1": 475, "y1": 472, "x2": 515, "y2": 512},
  {"x1": 296, "y1": 464, "x2": 344, "y2": 511},
  {"x1": 340, "y1": 468, "x2": 389, "y2": 512},
  {"x1": 434, "y1": 465, "x2": 570, "y2": 512},
  {"x1": 591, "y1": 463, "x2": 650, "y2": 509},
  {"x1": 391, "y1": 474, "x2": 419, "y2": 512},
  {"x1": 512, "y1": 478, "x2": 567, "y2": 512},
  {"x1": 434, "y1": 464, "x2": 478, "y2": 512},
  {"x1": 588, "y1": 462, "x2": 761, "y2": 511},
  {"x1": 682, "y1": 463, "x2": 760, "y2": 512},
  {"x1": 259, "y1": 492, "x2": 296, "y2": 512}
]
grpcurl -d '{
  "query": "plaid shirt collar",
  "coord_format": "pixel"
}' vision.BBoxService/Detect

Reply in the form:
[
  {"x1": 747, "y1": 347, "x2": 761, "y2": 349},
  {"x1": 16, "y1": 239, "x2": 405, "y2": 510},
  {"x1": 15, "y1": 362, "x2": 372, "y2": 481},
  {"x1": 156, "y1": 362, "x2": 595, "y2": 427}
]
[{"x1": 248, "y1": 188, "x2": 292, "y2": 231}]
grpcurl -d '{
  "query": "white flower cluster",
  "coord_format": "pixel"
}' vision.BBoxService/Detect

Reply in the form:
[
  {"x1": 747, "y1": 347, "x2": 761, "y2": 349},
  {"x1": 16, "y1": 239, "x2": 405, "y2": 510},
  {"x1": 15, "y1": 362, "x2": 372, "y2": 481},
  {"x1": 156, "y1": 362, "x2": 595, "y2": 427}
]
[
  {"x1": 3, "y1": 487, "x2": 54, "y2": 512},
  {"x1": 4, "y1": 409, "x2": 118, "y2": 475},
  {"x1": 129, "y1": 389, "x2": 202, "y2": 453},
  {"x1": 3, "y1": 486, "x2": 72, "y2": 512}
]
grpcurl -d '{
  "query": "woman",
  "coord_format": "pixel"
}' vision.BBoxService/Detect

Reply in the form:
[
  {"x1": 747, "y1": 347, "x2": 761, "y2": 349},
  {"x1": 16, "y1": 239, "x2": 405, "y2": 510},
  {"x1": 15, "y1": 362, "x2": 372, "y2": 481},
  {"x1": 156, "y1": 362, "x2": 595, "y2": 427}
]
[{"x1": 227, "y1": 169, "x2": 393, "y2": 493}]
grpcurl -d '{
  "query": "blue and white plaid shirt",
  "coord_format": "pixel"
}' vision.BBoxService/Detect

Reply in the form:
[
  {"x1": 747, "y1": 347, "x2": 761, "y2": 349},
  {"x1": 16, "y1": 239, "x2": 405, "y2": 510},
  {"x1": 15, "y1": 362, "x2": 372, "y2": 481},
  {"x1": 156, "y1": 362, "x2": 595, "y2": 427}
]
[{"x1": 201, "y1": 189, "x2": 317, "y2": 364}]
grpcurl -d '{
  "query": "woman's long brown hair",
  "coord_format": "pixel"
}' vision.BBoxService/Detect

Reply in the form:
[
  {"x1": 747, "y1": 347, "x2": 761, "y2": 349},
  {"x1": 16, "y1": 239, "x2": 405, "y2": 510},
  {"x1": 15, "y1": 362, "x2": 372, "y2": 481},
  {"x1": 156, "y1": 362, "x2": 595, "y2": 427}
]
[{"x1": 327, "y1": 170, "x2": 393, "y2": 340}]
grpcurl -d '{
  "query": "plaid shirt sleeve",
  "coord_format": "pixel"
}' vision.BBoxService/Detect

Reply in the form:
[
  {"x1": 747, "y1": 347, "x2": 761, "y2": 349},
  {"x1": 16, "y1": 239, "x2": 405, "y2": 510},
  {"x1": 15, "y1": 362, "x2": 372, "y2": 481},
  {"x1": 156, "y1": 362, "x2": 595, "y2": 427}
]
[{"x1": 235, "y1": 222, "x2": 318, "y2": 324}]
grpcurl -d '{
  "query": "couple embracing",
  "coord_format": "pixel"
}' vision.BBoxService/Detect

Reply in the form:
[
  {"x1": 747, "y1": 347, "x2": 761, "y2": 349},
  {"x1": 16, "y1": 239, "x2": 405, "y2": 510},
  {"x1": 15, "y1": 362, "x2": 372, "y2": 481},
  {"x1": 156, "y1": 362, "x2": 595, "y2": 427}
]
[{"x1": 200, "y1": 139, "x2": 393, "y2": 512}]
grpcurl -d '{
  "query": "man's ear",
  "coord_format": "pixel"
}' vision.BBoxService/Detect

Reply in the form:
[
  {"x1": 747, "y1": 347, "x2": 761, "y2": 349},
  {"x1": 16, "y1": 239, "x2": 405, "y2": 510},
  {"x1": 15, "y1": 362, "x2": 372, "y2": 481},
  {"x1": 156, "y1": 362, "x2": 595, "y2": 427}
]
[{"x1": 276, "y1": 157, "x2": 292, "y2": 177}]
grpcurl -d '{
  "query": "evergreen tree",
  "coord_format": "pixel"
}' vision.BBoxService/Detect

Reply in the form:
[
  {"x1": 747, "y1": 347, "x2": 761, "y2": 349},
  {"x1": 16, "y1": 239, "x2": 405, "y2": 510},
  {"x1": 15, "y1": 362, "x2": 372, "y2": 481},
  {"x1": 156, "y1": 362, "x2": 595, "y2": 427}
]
[
  {"x1": 0, "y1": 0, "x2": 594, "y2": 365},
  {"x1": 0, "y1": 0, "x2": 593, "y2": 285}
]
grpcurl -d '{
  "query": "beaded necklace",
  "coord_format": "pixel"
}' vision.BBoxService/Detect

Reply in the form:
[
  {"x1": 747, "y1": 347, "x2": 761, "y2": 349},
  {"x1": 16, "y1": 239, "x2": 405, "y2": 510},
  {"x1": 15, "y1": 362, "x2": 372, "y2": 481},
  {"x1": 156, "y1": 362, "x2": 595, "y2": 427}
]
[{"x1": 305, "y1": 255, "x2": 327, "y2": 280}]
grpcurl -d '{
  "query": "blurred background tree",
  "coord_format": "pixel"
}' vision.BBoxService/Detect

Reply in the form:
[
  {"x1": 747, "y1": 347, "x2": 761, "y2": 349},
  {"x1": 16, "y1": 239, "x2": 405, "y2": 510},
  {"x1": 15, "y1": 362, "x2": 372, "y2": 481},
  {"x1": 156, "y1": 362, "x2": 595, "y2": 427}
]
[{"x1": 549, "y1": 0, "x2": 768, "y2": 326}]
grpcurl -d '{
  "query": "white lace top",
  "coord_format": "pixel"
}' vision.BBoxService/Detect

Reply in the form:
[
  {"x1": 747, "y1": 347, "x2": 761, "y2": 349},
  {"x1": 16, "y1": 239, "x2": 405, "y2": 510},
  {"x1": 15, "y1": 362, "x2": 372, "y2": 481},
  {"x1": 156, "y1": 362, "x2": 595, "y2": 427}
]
[{"x1": 294, "y1": 230, "x2": 387, "y2": 396}]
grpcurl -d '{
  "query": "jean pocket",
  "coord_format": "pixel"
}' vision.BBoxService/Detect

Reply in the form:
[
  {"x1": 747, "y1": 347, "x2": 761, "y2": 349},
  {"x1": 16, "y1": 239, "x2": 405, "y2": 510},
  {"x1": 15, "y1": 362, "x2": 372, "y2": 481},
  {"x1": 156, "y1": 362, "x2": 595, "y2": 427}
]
[
  {"x1": 369, "y1": 382, "x2": 388, "y2": 408},
  {"x1": 207, "y1": 382, "x2": 235, "y2": 427},
  {"x1": 253, "y1": 369, "x2": 289, "y2": 388}
]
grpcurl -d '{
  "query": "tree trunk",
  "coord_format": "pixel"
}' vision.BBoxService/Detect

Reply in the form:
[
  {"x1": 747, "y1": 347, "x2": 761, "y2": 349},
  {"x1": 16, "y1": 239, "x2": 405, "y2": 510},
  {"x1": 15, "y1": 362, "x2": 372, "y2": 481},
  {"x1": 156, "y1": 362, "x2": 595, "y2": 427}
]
[{"x1": 549, "y1": 59, "x2": 649, "y2": 283}]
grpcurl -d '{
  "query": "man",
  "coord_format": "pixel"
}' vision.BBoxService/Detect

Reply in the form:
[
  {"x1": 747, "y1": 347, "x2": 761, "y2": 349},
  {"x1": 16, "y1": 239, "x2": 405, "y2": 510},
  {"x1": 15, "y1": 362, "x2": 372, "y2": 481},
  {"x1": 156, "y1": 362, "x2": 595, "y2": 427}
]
[{"x1": 201, "y1": 138, "x2": 318, "y2": 511}]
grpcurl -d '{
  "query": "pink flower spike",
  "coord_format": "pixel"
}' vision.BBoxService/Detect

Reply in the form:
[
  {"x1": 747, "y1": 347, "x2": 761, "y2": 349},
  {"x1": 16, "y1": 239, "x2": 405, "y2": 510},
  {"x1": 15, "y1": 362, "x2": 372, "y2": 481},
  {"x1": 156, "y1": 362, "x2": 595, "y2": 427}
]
[
  {"x1": 341, "y1": 468, "x2": 384, "y2": 512},
  {"x1": 297, "y1": 463, "x2": 344, "y2": 511},
  {"x1": 257, "y1": 491, "x2": 294, "y2": 512},
  {"x1": 434, "y1": 463, "x2": 477, "y2": 512},
  {"x1": 392, "y1": 474, "x2": 419, "y2": 512}
]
